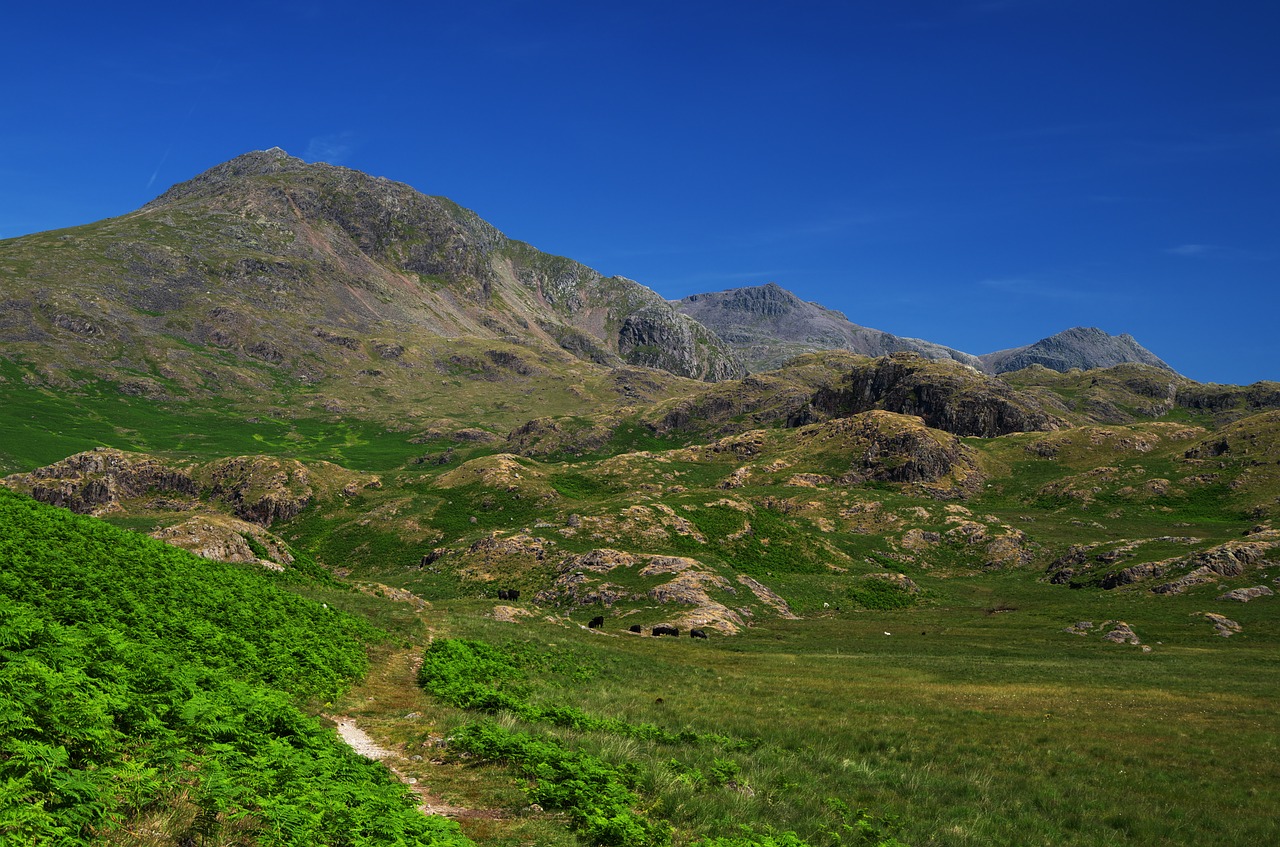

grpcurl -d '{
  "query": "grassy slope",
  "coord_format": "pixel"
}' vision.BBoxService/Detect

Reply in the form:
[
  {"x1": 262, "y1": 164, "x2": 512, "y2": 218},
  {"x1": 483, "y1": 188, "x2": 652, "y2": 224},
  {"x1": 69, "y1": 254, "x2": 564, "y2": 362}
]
[{"x1": 0, "y1": 488, "x2": 471, "y2": 846}]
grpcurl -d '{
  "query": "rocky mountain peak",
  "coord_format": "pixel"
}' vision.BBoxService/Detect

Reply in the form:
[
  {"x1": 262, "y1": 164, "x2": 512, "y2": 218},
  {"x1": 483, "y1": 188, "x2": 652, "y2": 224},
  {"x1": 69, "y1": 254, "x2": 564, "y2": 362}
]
[
  {"x1": 674, "y1": 283, "x2": 979, "y2": 373},
  {"x1": 979, "y1": 327, "x2": 1174, "y2": 375},
  {"x1": 5, "y1": 150, "x2": 744, "y2": 385},
  {"x1": 143, "y1": 148, "x2": 314, "y2": 209}
]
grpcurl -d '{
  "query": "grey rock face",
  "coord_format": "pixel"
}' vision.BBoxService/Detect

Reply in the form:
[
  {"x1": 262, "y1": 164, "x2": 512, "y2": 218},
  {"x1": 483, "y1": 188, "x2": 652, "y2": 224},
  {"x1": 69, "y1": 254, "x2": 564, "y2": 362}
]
[
  {"x1": 810, "y1": 353, "x2": 1067, "y2": 437},
  {"x1": 618, "y1": 304, "x2": 745, "y2": 382},
  {"x1": 674, "y1": 283, "x2": 981, "y2": 372},
  {"x1": 1217, "y1": 585, "x2": 1274, "y2": 602},
  {"x1": 980, "y1": 327, "x2": 1174, "y2": 375}
]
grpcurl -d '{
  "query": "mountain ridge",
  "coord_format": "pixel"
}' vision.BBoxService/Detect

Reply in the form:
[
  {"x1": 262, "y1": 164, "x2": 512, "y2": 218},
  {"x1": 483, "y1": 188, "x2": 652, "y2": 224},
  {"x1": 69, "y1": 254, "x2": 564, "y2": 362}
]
[
  {"x1": 673, "y1": 282, "x2": 984, "y2": 372},
  {"x1": 672, "y1": 281, "x2": 1175, "y2": 377},
  {"x1": 0, "y1": 148, "x2": 743, "y2": 392}
]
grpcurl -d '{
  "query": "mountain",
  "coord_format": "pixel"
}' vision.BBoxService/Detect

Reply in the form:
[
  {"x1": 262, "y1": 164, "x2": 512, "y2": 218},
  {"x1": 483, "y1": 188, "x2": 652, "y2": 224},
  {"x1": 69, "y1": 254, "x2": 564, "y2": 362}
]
[
  {"x1": 673, "y1": 282, "x2": 982, "y2": 372},
  {"x1": 978, "y1": 326, "x2": 1174, "y2": 375},
  {"x1": 5, "y1": 154, "x2": 1280, "y2": 847},
  {"x1": 672, "y1": 284, "x2": 1179, "y2": 378},
  {"x1": 0, "y1": 148, "x2": 743, "y2": 402}
]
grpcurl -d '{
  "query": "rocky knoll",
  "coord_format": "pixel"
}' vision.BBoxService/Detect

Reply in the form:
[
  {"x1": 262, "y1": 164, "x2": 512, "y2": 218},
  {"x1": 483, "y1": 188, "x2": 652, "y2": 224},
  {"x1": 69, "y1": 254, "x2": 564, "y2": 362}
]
[
  {"x1": 1185, "y1": 411, "x2": 1280, "y2": 460},
  {"x1": 618, "y1": 304, "x2": 745, "y2": 382},
  {"x1": 150, "y1": 514, "x2": 293, "y2": 570},
  {"x1": 792, "y1": 411, "x2": 984, "y2": 496},
  {"x1": 197, "y1": 456, "x2": 367, "y2": 526},
  {"x1": 1053, "y1": 531, "x2": 1280, "y2": 592},
  {"x1": 532, "y1": 548, "x2": 784, "y2": 633},
  {"x1": 3, "y1": 448, "x2": 374, "y2": 527},
  {"x1": 811, "y1": 353, "x2": 1068, "y2": 437},
  {"x1": 2, "y1": 448, "x2": 198, "y2": 515}
]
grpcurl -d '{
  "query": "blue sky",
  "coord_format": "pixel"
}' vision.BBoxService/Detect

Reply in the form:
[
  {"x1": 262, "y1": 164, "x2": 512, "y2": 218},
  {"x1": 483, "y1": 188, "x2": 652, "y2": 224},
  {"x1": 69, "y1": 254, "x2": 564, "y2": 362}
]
[{"x1": 3, "y1": 1, "x2": 1277, "y2": 384}]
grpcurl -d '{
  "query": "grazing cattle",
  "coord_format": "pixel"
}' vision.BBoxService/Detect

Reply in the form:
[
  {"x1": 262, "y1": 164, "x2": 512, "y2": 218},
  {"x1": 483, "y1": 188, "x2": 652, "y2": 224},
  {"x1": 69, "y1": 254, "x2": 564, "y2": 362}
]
[
  {"x1": 629, "y1": 624, "x2": 642, "y2": 633},
  {"x1": 690, "y1": 629, "x2": 708, "y2": 639},
  {"x1": 652, "y1": 625, "x2": 679, "y2": 637},
  {"x1": 509, "y1": 589, "x2": 520, "y2": 601},
  {"x1": 497, "y1": 589, "x2": 510, "y2": 601},
  {"x1": 588, "y1": 615, "x2": 605, "y2": 629}
]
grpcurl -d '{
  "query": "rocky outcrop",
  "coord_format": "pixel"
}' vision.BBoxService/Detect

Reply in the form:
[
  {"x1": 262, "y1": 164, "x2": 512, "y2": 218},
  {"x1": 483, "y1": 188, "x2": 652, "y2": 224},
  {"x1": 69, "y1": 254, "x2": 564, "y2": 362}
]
[
  {"x1": 793, "y1": 411, "x2": 985, "y2": 497},
  {"x1": 617, "y1": 303, "x2": 745, "y2": 382},
  {"x1": 201, "y1": 456, "x2": 318, "y2": 526},
  {"x1": 2, "y1": 447, "x2": 197, "y2": 515},
  {"x1": 532, "y1": 548, "x2": 787, "y2": 633},
  {"x1": 4, "y1": 448, "x2": 373, "y2": 528},
  {"x1": 811, "y1": 353, "x2": 1066, "y2": 437},
  {"x1": 1217, "y1": 585, "x2": 1274, "y2": 602},
  {"x1": 150, "y1": 515, "x2": 291, "y2": 571},
  {"x1": 505, "y1": 414, "x2": 622, "y2": 458},
  {"x1": 736, "y1": 574, "x2": 798, "y2": 619},
  {"x1": 1101, "y1": 621, "x2": 1141, "y2": 644},
  {"x1": 1092, "y1": 533, "x2": 1280, "y2": 591},
  {"x1": 980, "y1": 327, "x2": 1174, "y2": 375},
  {"x1": 467, "y1": 533, "x2": 549, "y2": 562},
  {"x1": 1199, "y1": 612, "x2": 1242, "y2": 637}
]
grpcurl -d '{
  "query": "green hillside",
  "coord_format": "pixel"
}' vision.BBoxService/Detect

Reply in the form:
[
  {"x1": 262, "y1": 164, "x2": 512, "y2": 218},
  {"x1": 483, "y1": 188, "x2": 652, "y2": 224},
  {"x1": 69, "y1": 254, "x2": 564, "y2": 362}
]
[{"x1": 0, "y1": 488, "x2": 470, "y2": 847}]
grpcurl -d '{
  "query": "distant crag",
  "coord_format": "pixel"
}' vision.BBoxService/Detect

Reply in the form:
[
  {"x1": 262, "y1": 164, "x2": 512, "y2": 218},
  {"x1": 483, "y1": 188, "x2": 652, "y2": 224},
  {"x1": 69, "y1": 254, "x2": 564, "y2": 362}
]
[
  {"x1": 979, "y1": 327, "x2": 1174, "y2": 375},
  {"x1": 674, "y1": 283, "x2": 981, "y2": 373}
]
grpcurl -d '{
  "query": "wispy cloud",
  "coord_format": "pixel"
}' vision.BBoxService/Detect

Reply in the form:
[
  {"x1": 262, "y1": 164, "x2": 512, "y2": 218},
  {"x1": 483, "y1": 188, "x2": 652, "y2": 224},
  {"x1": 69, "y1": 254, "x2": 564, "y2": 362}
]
[
  {"x1": 1163, "y1": 243, "x2": 1272, "y2": 262},
  {"x1": 739, "y1": 211, "x2": 903, "y2": 247},
  {"x1": 304, "y1": 132, "x2": 359, "y2": 164},
  {"x1": 1165, "y1": 243, "x2": 1214, "y2": 257},
  {"x1": 967, "y1": 0, "x2": 1053, "y2": 13},
  {"x1": 1121, "y1": 126, "x2": 1280, "y2": 167},
  {"x1": 146, "y1": 146, "x2": 172, "y2": 190},
  {"x1": 977, "y1": 276, "x2": 1122, "y2": 303}
]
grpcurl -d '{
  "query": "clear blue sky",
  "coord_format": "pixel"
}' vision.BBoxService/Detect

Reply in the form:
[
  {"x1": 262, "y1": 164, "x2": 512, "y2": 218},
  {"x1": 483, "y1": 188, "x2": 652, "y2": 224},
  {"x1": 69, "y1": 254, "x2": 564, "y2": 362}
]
[{"x1": 4, "y1": 1, "x2": 1277, "y2": 384}]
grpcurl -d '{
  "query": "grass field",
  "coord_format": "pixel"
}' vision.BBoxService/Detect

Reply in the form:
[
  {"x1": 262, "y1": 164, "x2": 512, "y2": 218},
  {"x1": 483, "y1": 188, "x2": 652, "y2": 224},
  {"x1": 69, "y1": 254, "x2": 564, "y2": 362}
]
[
  {"x1": 5, "y1": 356, "x2": 1279, "y2": 846},
  {"x1": 325, "y1": 567, "x2": 1279, "y2": 847}
]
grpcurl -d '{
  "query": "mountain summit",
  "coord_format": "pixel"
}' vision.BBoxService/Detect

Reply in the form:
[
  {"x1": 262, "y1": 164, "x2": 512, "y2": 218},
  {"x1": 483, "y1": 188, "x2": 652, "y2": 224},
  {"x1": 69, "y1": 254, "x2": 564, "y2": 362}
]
[
  {"x1": 0, "y1": 149, "x2": 744, "y2": 398},
  {"x1": 673, "y1": 283, "x2": 981, "y2": 372},
  {"x1": 978, "y1": 327, "x2": 1174, "y2": 374}
]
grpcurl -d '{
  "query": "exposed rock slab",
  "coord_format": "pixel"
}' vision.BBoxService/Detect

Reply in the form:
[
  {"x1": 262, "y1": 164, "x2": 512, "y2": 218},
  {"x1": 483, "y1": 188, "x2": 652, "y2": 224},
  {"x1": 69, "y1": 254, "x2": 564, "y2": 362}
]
[
  {"x1": 1217, "y1": 585, "x2": 1274, "y2": 602},
  {"x1": 1199, "y1": 612, "x2": 1242, "y2": 637}
]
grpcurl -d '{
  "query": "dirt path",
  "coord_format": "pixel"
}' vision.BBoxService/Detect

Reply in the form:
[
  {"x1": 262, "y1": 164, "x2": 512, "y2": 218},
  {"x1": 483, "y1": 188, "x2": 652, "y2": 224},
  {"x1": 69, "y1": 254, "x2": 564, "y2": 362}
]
[
  {"x1": 332, "y1": 715, "x2": 501, "y2": 820},
  {"x1": 328, "y1": 583, "x2": 495, "y2": 820}
]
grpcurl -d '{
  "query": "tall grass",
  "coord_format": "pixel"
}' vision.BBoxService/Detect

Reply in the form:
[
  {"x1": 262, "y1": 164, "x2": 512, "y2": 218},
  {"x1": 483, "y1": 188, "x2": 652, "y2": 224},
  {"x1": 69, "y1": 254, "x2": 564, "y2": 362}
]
[{"x1": 425, "y1": 574, "x2": 1280, "y2": 847}]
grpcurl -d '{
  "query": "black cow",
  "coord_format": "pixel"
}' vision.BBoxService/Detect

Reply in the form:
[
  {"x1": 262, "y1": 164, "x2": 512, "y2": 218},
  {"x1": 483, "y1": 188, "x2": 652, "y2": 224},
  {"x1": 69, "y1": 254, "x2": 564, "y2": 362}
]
[
  {"x1": 497, "y1": 589, "x2": 510, "y2": 601},
  {"x1": 509, "y1": 589, "x2": 520, "y2": 601},
  {"x1": 652, "y1": 625, "x2": 679, "y2": 637},
  {"x1": 690, "y1": 629, "x2": 708, "y2": 639},
  {"x1": 588, "y1": 615, "x2": 605, "y2": 629},
  {"x1": 628, "y1": 624, "x2": 642, "y2": 633}
]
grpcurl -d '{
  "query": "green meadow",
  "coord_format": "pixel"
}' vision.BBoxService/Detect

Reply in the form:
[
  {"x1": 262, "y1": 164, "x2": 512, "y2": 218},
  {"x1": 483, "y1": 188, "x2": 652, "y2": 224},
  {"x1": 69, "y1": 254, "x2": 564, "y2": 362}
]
[{"x1": 325, "y1": 569, "x2": 1280, "y2": 847}]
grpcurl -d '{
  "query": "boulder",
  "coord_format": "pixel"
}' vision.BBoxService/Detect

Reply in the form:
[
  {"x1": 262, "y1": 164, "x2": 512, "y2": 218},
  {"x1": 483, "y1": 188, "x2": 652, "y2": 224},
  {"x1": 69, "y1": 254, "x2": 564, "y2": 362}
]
[
  {"x1": 1217, "y1": 585, "x2": 1274, "y2": 602},
  {"x1": 1199, "y1": 612, "x2": 1242, "y2": 637},
  {"x1": 1101, "y1": 621, "x2": 1140, "y2": 644}
]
